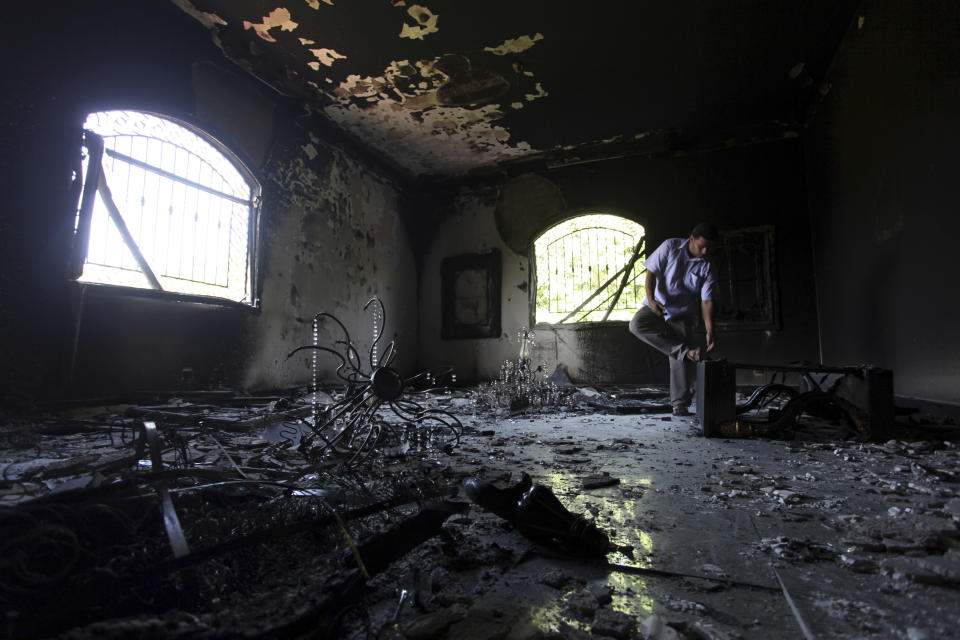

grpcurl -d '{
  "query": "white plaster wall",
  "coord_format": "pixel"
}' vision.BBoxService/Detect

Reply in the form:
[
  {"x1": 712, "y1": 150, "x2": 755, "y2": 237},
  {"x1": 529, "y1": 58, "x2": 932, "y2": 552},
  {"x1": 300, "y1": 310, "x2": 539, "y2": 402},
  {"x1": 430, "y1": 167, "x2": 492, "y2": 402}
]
[
  {"x1": 418, "y1": 187, "x2": 531, "y2": 381},
  {"x1": 417, "y1": 186, "x2": 665, "y2": 384}
]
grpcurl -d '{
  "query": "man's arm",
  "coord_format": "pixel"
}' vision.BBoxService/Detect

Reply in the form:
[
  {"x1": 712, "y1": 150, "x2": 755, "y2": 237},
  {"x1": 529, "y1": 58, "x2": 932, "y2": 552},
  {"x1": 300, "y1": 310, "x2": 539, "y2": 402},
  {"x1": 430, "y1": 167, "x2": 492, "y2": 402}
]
[
  {"x1": 645, "y1": 270, "x2": 664, "y2": 316},
  {"x1": 700, "y1": 260, "x2": 718, "y2": 352},
  {"x1": 701, "y1": 299, "x2": 716, "y2": 352},
  {"x1": 642, "y1": 239, "x2": 671, "y2": 316}
]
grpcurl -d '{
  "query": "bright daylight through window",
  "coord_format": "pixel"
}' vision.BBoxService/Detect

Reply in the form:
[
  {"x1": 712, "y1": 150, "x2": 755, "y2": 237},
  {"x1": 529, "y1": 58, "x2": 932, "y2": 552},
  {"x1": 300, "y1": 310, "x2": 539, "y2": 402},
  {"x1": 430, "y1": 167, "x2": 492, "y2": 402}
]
[
  {"x1": 72, "y1": 111, "x2": 258, "y2": 304},
  {"x1": 534, "y1": 214, "x2": 646, "y2": 324}
]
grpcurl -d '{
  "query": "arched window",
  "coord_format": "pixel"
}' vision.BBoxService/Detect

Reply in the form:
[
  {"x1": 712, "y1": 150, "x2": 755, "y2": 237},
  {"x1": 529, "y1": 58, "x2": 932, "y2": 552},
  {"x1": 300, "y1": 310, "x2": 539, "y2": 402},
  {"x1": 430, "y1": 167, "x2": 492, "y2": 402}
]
[
  {"x1": 533, "y1": 214, "x2": 646, "y2": 324},
  {"x1": 70, "y1": 110, "x2": 260, "y2": 305}
]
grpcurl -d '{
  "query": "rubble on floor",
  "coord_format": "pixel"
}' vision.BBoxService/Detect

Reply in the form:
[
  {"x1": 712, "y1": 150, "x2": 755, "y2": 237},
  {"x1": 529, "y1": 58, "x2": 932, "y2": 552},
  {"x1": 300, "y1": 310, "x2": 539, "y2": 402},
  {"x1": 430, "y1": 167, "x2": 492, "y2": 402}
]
[{"x1": 0, "y1": 384, "x2": 958, "y2": 639}]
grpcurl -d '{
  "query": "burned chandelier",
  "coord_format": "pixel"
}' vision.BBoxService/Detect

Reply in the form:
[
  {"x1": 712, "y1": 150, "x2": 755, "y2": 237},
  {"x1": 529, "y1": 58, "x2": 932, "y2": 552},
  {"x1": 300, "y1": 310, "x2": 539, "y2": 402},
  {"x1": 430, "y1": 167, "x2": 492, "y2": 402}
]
[
  {"x1": 287, "y1": 297, "x2": 462, "y2": 466},
  {"x1": 474, "y1": 327, "x2": 574, "y2": 412}
]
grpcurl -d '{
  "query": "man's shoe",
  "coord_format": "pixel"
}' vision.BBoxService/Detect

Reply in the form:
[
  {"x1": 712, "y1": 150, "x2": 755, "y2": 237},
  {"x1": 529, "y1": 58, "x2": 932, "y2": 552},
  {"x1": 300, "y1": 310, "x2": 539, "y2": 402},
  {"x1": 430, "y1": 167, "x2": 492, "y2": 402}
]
[{"x1": 672, "y1": 405, "x2": 690, "y2": 416}]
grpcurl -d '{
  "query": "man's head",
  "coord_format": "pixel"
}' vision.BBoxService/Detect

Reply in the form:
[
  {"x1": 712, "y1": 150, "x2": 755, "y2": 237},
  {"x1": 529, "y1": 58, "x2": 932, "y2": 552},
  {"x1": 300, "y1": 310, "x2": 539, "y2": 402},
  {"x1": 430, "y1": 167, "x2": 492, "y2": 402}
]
[{"x1": 687, "y1": 222, "x2": 719, "y2": 258}]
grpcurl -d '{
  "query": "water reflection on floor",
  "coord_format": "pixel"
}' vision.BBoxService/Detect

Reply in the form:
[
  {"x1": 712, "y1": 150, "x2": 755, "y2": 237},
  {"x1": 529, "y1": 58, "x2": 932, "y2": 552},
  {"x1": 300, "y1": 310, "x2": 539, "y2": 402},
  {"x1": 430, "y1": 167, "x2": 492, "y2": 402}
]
[{"x1": 435, "y1": 404, "x2": 960, "y2": 639}]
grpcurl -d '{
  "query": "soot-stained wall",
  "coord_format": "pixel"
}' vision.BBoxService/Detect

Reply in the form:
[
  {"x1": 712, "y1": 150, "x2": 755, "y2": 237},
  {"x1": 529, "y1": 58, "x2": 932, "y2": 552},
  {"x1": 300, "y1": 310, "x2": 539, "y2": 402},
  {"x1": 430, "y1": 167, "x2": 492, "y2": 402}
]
[
  {"x1": 806, "y1": 0, "x2": 960, "y2": 406},
  {"x1": 419, "y1": 140, "x2": 820, "y2": 383},
  {"x1": 244, "y1": 119, "x2": 418, "y2": 392},
  {"x1": 0, "y1": 0, "x2": 417, "y2": 400}
]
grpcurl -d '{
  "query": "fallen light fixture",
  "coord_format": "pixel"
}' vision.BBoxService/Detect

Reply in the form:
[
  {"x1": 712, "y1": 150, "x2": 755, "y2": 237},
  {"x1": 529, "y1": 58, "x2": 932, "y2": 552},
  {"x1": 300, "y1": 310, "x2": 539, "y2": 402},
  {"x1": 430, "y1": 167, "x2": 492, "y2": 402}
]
[
  {"x1": 464, "y1": 473, "x2": 616, "y2": 557},
  {"x1": 474, "y1": 327, "x2": 574, "y2": 412},
  {"x1": 288, "y1": 297, "x2": 462, "y2": 466}
]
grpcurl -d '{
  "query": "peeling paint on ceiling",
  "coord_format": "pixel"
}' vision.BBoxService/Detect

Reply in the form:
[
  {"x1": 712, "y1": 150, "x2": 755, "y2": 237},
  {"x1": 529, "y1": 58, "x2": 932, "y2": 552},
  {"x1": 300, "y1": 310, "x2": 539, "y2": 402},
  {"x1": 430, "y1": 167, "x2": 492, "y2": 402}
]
[
  {"x1": 175, "y1": 0, "x2": 862, "y2": 178},
  {"x1": 314, "y1": 43, "x2": 552, "y2": 174},
  {"x1": 308, "y1": 47, "x2": 346, "y2": 69},
  {"x1": 243, "y1": 7, "x2": 299, "y2": 42},
  {"x1": 182, "y1": 0, "x2": 544, "y2": 176},
  {"x1": 523, "y1": 82, "x2": 548, "y2": 102},
  {"x1": 325, "y1": 101, "x2": 533, "y2": 175},
  {"x1": 484, "y1": 33, "x2": 544, "y2": 56},
  {"x1": 399, "y1": 5, "x2": 439, "y2": 40}
]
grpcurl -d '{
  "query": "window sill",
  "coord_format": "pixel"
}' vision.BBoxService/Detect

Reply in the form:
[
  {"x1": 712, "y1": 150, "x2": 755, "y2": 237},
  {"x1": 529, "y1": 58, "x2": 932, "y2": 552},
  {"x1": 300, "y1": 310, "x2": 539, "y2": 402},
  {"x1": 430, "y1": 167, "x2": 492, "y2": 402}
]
[
  {"x1": 71, "y1": 281, "x2": 260, "y2": 313},
  {"x1": 534, "y1": 320, "x2": 630, "y2": 330}
]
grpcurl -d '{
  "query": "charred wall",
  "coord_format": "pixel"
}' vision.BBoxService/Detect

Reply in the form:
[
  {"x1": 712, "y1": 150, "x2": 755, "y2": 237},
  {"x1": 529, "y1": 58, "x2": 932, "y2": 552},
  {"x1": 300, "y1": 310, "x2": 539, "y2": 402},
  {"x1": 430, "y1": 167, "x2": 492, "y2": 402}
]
[
  {"x1": 244, "y1": 110, "x2": 419, "y2": 392},
  {"x1": 0, "y1": 0, "x2": 417, "y2": 401},
  {"x1": 805, "y1": 0, "x2": 960, "y2": 407},
  {"x1": 418, "y1": 140, "x2": 820, "y2": 383},
  {"x1": 410, "y1": 0, "x2": 960, "y2": 400}
]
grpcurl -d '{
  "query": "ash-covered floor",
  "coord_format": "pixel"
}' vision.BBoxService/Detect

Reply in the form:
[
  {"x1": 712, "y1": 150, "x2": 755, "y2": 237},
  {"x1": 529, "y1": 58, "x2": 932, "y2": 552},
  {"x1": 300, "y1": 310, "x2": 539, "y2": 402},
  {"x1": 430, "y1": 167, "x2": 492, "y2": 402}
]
[{"x1": 2, "y1": 386, "x2": 959, "y2": 639}]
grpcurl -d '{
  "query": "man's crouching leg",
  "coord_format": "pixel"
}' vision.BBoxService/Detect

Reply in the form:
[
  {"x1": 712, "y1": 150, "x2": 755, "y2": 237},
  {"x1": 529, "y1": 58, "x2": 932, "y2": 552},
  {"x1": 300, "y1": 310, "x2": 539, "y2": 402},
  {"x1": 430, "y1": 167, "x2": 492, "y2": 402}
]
[
  {"x1": 666, "y1": 316, "x2": 698, "y2": 415},
  {"x1": 630, "y1": 307, "x2": 698, "y2": 415},
  {"x1": 629, "y1": 307, "x2": 697, "y2": 361}
]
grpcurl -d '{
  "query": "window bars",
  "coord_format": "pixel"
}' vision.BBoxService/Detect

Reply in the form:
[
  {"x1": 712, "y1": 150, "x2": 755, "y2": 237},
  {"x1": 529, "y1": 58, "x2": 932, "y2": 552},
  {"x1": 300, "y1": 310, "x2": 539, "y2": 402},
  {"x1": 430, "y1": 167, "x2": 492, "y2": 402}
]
[
  {"x1": 534, "y1": 216, "x2": 646, "y2": 324},
  {"x1": 70, "y1": 111, "x2": 259, "y2": 305}
]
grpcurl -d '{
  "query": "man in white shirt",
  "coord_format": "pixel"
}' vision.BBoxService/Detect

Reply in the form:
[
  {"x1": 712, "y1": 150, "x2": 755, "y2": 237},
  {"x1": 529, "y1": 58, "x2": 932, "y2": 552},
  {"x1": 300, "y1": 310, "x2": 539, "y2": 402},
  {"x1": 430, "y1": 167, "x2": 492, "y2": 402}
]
[{"x1": 629, "y1": 223, "x2": 719, "y2": 416}]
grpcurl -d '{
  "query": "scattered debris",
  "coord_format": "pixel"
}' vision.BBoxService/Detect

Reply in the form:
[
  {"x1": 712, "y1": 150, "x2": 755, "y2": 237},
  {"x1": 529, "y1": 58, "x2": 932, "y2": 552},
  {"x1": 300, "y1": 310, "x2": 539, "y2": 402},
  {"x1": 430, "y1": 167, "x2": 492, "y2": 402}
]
[
  {"x1": 566, "y1": 587, "x2": 601, "y2": 616},
  {"x1": 641, "y1": 614, "x2": 685, "y2": 640},
  {"x1": 401, "y1": 605, "x2": 467, "y2": 639},
  {"x1": 758, "y1": 536, "x2": 838, "y2": 562},
  {"x1": 1, "y1": 383, "x2": 958, "y2": 638},
  {"x1": 591, "y1": 607, "x2": 637, "y2": 638},
  {"x1": 587, "y1": 388, "x2": 674, "y2": 414},
  {"x1": 537, "y1": 567, "x2": 579, "y2": 589},
  {"x1": 881, "y1": 550, "x2": 960, "y2": 588}
]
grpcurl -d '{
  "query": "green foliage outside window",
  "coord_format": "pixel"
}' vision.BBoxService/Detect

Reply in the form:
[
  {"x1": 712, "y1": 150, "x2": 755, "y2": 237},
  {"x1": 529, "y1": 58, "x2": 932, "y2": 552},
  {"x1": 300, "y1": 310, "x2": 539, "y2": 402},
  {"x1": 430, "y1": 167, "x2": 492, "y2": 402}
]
[{"x1": 534, "y1": 214, "x2": 646, "y2": 324}]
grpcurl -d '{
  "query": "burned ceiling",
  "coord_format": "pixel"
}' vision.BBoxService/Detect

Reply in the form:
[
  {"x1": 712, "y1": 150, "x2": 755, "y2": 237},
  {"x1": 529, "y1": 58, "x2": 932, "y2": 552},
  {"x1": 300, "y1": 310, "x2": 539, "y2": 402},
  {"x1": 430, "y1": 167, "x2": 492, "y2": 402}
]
[{"x1": 175, "y1": 0, "x2": 860, "y2": 178}]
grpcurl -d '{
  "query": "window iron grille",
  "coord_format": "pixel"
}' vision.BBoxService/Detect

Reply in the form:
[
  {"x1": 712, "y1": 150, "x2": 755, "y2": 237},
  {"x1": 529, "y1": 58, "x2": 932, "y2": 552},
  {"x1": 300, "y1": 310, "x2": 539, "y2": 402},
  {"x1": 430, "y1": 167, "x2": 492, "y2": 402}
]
[
  {"x1": 71, "y1": 110, "x2": 259, "y2": 305},
  {"x1": 712, "y1": 225, "x2": 780, "y2": 329},
  {"x1": 534, "y1": 215, "x2": 646, "y2": 324}
]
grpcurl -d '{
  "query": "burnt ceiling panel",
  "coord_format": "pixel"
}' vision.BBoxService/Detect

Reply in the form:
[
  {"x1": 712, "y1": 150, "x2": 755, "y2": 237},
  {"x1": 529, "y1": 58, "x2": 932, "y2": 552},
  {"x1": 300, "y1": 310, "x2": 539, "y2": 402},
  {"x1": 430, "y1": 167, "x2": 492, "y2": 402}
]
[{"x1": 174, "y1": 0, "x2": 860, "y2": 178}]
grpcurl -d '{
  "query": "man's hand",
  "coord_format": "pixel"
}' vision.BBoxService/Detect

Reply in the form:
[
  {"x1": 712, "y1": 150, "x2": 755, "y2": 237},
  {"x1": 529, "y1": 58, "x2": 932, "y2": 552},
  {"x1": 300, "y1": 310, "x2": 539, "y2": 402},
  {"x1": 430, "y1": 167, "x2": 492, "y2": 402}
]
[
  {"x1": 706, "y1": 329, "x2": 716, "y2": 352},
  {"x1": 649, "y1": 299, "x2": 665, "y2": 317}
]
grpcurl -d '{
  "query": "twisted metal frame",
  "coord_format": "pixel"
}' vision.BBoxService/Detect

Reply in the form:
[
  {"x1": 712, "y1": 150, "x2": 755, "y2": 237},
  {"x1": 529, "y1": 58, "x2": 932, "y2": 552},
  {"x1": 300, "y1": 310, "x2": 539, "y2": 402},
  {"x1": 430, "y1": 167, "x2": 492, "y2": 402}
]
[
  {"x1": 722, "y1": 373, "x2": 864, "y2": 439},
  {"x1": 287, "y1": 297, "x2": 462, "y2": 466},
  {"x1": 736, "y1": 383, "x2": 798, "y2": 414}
]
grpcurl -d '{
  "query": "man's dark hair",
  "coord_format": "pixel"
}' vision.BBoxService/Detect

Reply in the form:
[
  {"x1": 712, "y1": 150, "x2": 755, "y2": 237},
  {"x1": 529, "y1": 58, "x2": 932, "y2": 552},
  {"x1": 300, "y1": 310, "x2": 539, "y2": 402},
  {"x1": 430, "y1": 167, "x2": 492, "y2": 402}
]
[{"x1": 690, "y1": 222, "x2": 719, "y2": 242}]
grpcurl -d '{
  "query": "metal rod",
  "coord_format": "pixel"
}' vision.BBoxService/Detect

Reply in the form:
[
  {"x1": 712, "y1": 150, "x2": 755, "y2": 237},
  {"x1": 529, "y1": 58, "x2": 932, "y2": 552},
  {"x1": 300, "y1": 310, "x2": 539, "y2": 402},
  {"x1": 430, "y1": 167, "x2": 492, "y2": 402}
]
[
  {"x1": 207, "y1": 433, "x2": 248, "y2": 479},
  {"x1": 143, "y1": 422, "x2": 190, "y2": 558},
  {"x1": 772, "y1": 566, "x2": 817, "y2": 640},
  {"x1": 728, "y1": 362, "x2": 868, "y2": 375},
  {"x1": 104, "y1": 147, "x2": 251, "y2": 206},
  {"x1": 70, "y1": 131, "x2": 104, "y2": 279},
  {"x1": 64, "y1": 284, "x2": 87, "y2": 390},
  {"x1": 97, "y1": 170, "x2": 164, "y2": 290},
  {"x1": 602, "y1": 241, "x2": 644, "y2": 321},
  {"x1": 576, "y1": 267, "x2": 644, "y2": 322},
  {"x1": 748, "y1": 514, "x2": 817, "y2": 639},
  {"x1": 558, "y1": 259, "x2": 633, "y2": 323},
  {"x1": 529, "y1": 549, "x2": 778, "y2": 592}
]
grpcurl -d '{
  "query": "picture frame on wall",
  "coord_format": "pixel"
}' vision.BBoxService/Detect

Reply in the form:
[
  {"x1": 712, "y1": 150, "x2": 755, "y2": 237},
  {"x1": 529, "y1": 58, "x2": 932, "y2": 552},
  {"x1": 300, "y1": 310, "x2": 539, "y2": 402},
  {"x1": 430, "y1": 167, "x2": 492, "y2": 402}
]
[{"x1": 441, "y1": 250, "x2": 502, "y2": 339}]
